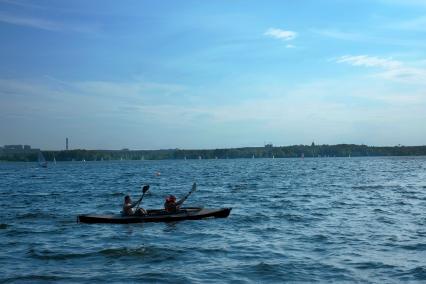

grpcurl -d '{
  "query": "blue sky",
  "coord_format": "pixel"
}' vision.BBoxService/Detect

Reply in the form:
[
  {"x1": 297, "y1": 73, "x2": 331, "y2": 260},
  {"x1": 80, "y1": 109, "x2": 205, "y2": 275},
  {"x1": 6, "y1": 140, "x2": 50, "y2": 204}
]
[{"x1": 1, "y1": 0, "x2": 426, "y2": 150}]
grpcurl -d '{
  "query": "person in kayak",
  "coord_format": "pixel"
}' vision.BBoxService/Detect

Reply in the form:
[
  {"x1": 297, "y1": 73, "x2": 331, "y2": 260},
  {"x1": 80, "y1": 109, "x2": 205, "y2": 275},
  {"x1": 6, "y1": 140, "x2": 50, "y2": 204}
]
[
  {"x1": 123, "y1": 195, "x2": 147, "y2": 216},
  {"x1": 164, "y1": 195, "x2": 180, "y2": 213},
  {"x1": 164, "y1": 183, "x2": 198, "y2": 213}
]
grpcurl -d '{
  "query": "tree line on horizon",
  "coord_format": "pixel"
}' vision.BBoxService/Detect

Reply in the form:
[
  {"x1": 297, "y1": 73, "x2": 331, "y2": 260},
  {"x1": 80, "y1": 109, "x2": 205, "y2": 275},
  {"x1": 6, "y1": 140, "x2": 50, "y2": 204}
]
[{"x1": 1, "y1": 144, "x2": 426, "y2": 162}]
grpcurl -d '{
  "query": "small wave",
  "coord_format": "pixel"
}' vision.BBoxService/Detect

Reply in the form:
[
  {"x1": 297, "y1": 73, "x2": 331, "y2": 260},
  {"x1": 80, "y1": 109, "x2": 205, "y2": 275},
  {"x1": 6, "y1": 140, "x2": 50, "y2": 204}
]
[
  {"x1": 0, "y1": 223, "x2": 8, "y2": 229},
  {"x1": 409, "y1": 266, "x2": 426, "y2": 280},
  {"x1": 2, "y1": 274, "x2": 66, "y2": 283},
  {"x1": 351, "y1": 261, "x2": 396, "y2": 270},
  {"x1": 352, "y1": 185, "x2": 385, "y2": 190},
  {"x1": 298, "y1": 234, "x2": 329, "y2": 244},
  {"x1": 27, "y1": 248, "x2": 90, "y2": 260},
  {"x1": 276, "y1": 213, "x2": 306, "y2": 223},
  {"x1": 396, "y1": 266, "x2": 426, "y2": 280},
  {"x1": 236, "y1": 212, "x2": 271, "y2": 224},
  {"x1": 376, "y1": 216, "x2": 395, "y2": 224},
  {"x1": 399, "y1": 243, "x2": 426, "y2": 251},
  {"x1": 373, "y1": 208, "x2": 386, "y2": 213},
  {"x1": 16, "y1": 212, "x2": 57, "y2": 220},
  {"x1": 27, "y1": 246, "x2": 171, "y2": 261},
  {"x1": 100, "y1": 247, "x2": 150, "y2": 257},
  {"x1": 99, "y1": 246, "x2": 184, "y2": 261},
  {"x1": 232, "y1": 261, "x2": 289, "y2": 281},
  {"x1": 253, "y1": 261, "x2": 283, "y2": 273}
]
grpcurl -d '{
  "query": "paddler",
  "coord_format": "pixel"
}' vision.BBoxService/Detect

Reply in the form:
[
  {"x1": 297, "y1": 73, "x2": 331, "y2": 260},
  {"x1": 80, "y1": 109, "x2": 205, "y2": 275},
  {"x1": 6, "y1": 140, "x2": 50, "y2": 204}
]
[
  {"x1": 164, "y1": 195, "x2": 179, "y2": 213},
  {"x1": 164, "y1": 183, "x2": 197, "y2": 213},
  {"x1": 123, "y1": 195, "x2": 147, "y2": 216}
]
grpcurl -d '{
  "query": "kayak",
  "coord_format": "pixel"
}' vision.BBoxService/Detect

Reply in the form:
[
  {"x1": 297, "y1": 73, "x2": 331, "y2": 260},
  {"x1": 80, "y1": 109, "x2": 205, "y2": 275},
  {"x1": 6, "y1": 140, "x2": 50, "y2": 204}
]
[{"x1": 78, "y1": 207, "x2": 232, "y2": 224}]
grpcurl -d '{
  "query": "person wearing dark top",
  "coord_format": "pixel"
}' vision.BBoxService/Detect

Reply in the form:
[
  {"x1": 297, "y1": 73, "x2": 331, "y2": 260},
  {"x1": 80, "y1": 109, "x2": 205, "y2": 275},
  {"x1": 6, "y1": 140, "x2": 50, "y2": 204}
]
[
  {"x1": 164, "y1": 183, "x2": 197, "y2": 213},
  {"x1": 123, "y1": 195, "x2": 147, "y2": 216},
  {"x1": 164, "y1": 195, "x2": 179, "y2": 213}
]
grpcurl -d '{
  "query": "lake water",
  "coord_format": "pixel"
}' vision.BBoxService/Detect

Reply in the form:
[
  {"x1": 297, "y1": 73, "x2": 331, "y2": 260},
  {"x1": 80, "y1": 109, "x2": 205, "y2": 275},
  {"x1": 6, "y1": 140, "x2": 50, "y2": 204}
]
[{"x1": 0, "y1": 157, "x2": 425, "y2": 283}]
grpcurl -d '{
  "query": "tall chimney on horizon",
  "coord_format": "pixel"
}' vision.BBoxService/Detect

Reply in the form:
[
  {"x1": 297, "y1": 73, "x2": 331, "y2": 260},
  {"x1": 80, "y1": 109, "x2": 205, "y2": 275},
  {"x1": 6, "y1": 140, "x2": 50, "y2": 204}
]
[{"x1": 66, "y1": 137, "x2": 69, "y2": 150}]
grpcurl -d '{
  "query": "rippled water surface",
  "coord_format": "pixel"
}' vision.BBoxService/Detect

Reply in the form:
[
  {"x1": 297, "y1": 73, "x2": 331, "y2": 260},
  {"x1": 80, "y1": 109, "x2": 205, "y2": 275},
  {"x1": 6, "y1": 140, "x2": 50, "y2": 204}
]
[{"x1": 1, "y1": 157, "x2": 426, "y2": 283}]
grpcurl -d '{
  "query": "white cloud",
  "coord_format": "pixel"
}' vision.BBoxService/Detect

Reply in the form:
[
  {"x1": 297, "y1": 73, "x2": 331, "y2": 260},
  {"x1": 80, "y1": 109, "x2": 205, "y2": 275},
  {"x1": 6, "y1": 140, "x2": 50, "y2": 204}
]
[
  {"x1": 336, "y1": 55, "x2": 401, "y2": 69},
  {"x1": 336, "y1": 55, "x2": 426, "y2": 84},
  {"x1": 264, "y1": 28, "x2": 297, "y2": 41}
]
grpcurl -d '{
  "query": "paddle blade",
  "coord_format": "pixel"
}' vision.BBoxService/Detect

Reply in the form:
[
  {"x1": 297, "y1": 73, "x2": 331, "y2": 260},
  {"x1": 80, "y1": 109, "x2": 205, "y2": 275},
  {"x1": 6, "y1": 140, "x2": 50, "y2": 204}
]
[
  {"x1": 142, "y1": 185, "x2": 150, "y2": 193},
  {"x1": 191, "y1": 182, "x2": 197, "y2": 193}
]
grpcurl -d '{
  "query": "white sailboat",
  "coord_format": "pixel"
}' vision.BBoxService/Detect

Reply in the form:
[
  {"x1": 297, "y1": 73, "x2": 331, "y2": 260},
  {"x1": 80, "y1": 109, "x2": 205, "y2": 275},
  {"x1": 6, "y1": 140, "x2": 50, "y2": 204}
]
[
  {"x1": 38, "y1": 151, "x2": 47, "y2": 168},
  {"x1": 53, "y1": 156, "x2": 57, "y2": 164}
]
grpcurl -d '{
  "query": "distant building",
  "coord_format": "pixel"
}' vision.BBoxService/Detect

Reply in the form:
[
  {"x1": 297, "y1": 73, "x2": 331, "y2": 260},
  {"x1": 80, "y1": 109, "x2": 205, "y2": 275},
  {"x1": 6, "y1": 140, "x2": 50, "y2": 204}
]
[
  {"x1": 1, "y1": 144, "x2": 39, "y2": 153},
  {"x1": 66, "y1": 138, "x2": 69, "y2": 150},
  {"x1": 4, "y1": 145, "x2": 24, "y2": 151}
]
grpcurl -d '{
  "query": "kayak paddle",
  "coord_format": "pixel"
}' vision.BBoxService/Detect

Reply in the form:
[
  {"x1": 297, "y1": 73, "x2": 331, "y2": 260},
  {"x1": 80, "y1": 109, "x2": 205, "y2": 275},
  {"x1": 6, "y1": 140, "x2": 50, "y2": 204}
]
[{"x1": 135, "y1": 185, "x2": 150, "y2": 210}]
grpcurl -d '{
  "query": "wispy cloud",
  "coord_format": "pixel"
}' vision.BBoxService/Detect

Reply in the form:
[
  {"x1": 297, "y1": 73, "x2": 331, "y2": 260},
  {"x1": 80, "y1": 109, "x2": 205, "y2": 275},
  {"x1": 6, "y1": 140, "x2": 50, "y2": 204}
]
[
  {"x1": 2, "y1": 75, "x2": 426, "y2": 148},
  {"x1": 313, "y1": 28, "x2": 426, "y2": 48},
  {"x1": 336, "y1": 55, "x2": 401, "y2": 69},
  {"x1": 264, "y1": 28, "x2": 297, "y2": 41},
  {"x1": 0, "y1": 11, "x2": 60, "y2": 31},
  {"x1": 0, "y1": 11, "x2": 99, "y2": 33},
  {"x1": 312, "y1": 29, "x2": 368, "y2": 42},
  {"x1": 387, "y1": 16, "x2": 426, "y2": 31},
  {"x1": 377, "y1": 0, "x2": 426, "y2": 6},
  {"x1": 336, "y1": 55, "x2": 426, "y2": 84}
]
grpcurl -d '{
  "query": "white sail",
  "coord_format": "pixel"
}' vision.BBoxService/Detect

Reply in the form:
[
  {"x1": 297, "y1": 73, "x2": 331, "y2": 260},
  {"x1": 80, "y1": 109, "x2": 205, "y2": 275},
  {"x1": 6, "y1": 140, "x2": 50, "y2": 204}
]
[{"x1": 38, "y1": 151, "x2": 47, "y2": 168}]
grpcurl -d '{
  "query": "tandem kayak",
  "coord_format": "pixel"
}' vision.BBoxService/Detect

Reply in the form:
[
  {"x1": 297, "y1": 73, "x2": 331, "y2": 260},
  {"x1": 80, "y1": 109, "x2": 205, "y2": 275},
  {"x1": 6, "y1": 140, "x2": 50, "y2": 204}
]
[{"x1": 78, "y1": 207, "x2": 232, "y2": 224}]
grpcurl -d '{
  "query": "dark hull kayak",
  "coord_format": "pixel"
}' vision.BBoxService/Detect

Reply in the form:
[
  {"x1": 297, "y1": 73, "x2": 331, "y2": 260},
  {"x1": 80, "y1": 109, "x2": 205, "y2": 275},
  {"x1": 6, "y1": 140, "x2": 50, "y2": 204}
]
[{"x1": 78, "y1": 207, "x2": 231, "y2": 224}]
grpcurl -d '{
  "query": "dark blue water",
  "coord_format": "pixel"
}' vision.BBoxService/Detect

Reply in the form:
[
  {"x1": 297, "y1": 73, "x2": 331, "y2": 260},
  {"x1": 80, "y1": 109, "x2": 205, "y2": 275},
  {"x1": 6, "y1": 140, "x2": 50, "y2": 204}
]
[{"x1": 1, "y1": 157, "x2": 425, "y2": 283}]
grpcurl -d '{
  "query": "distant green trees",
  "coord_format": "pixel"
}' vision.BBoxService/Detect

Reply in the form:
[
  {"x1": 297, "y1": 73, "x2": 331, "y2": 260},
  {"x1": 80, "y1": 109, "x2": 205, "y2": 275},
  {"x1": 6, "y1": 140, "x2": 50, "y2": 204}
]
[{"x1": 1, "y1": 144, "x2": 426, "y2": 162}]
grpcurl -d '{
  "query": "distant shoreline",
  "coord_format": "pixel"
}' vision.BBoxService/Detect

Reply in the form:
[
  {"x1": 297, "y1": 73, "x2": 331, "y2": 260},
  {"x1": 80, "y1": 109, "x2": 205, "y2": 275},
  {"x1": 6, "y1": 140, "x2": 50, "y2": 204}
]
[{"x1": 1, "y1": 144, "x2": 426, "y2": 162}]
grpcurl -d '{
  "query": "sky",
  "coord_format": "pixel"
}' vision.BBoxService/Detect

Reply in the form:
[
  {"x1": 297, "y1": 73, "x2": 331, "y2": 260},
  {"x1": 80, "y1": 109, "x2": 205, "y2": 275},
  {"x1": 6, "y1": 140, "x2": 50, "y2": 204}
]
[{"x1": 1, "y1": 0, "x2": 426, "y2": 150}]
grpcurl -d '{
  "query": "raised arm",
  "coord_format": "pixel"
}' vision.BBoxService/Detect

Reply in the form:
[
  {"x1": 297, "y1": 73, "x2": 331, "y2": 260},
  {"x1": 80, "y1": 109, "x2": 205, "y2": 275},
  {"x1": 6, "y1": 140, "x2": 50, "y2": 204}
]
[{"x1": 176, "y1": 183, "x2": 197, "y2": 206}]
